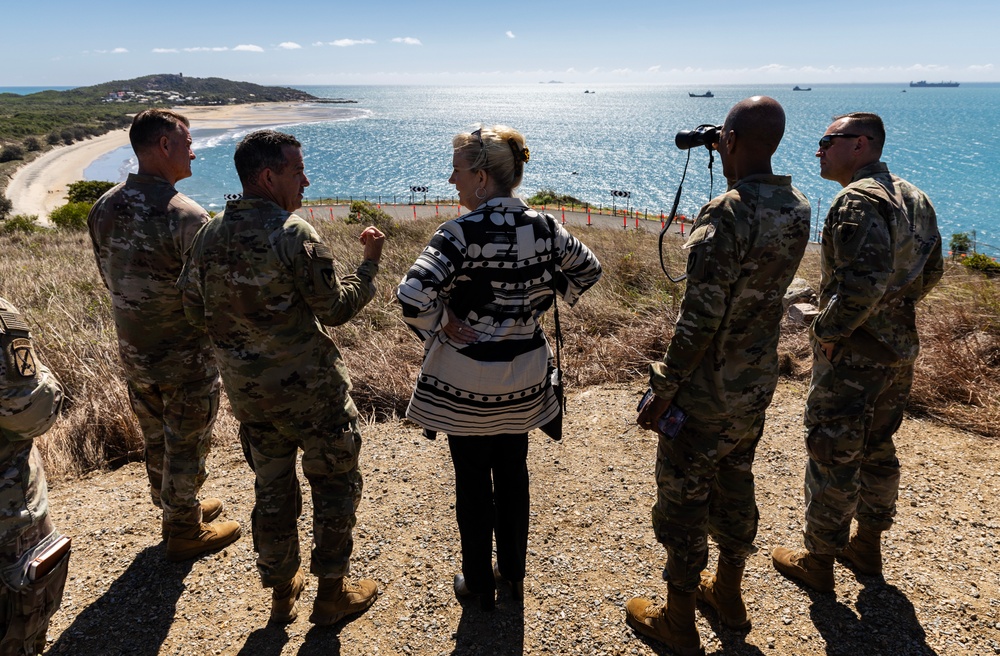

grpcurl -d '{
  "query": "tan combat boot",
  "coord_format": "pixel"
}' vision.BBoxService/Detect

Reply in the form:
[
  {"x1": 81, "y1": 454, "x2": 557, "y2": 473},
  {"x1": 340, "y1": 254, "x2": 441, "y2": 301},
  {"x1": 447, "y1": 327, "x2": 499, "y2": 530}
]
[
  {"x1": 269, "y1": 569, "x2": 306, "y2": 624},
  {"x1": 165, "y1": 520, "x2": 241, "y2": 562},
  {"x1": 160, "y1": 498, "x2": 226, "y2": 541},
  {"x1": 771, "y1": 547, "x2": 835, "y2": 592},
  {"x1": 697, "y1": 559, "x2": 750, "y2": 630},
  {"x1": 840, "y1": 524, "x2": 883, "y2": 576},
  {"x1": 309, "y1": 576, "x2": 378, "y2": 626},
  {"x1": 625, "y1": 585, "x2": 704, "y2": 656}
]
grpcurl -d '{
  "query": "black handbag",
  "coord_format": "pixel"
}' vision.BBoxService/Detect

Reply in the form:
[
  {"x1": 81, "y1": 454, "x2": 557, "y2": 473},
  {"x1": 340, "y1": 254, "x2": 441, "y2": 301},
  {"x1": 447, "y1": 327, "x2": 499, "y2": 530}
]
[{"x1": 539, "y1": 216, "x2": 565, "y2": 441}]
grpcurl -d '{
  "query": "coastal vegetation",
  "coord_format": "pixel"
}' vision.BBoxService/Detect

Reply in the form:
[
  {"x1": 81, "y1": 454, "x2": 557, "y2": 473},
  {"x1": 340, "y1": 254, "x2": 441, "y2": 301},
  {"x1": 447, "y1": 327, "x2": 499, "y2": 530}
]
[
  {"x1": 526, "y1": 189, "x2": 585, "y2": 207},
  {"x1": 0, "y1": 74, "x2": 319, "y2": 200},
  {"x1": 1, "y1": 214, "x2": 996, "y2": 484}
]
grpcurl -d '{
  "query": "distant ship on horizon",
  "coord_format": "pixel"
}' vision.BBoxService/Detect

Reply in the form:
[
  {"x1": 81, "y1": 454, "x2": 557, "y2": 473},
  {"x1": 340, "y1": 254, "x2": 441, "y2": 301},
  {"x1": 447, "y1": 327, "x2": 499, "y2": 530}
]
[{"x1": 909, "y1": 80, "x2": 960, "y2": 87}]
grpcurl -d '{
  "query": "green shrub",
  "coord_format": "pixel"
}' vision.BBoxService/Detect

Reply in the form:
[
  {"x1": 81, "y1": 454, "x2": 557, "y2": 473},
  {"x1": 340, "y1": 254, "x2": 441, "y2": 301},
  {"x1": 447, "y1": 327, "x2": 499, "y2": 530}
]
[
  {"x1": 526, "y1": 189, "x2": 584, "y2": 207},
  {"x1": 66, "y1": 180, "x2": 116, "y2": 204},
  {"x1": 49, "y1": 202, "x2": 91, "y2": 231},
  {"x1": 47, "y1": 132, "x2": 61, "y2": 146},
  {"x1": 962, "y1": 252, "x2": 1000, "y2": 275},
  {"x1": 1, "y1": 214, "x2": 44, "y2": 235},
  {"x1": 0, "y1": 144, "x2": 25, "y2": 162},
  {"x1": 0, "y1": 195, "x2": 11, "y2": 221},
  {"x1": 23, "y1": 136, "x2": 41, "y2": 152},
  {"x1": 344, "y1": 200, "x2": 398, "y2": 237}
]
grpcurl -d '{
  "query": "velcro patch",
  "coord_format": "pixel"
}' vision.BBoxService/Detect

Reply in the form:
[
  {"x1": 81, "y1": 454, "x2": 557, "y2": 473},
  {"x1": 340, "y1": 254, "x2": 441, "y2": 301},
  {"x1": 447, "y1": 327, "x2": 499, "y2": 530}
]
[{"x1": 682, "y1": 223, "x2": 716, "y2": 250}]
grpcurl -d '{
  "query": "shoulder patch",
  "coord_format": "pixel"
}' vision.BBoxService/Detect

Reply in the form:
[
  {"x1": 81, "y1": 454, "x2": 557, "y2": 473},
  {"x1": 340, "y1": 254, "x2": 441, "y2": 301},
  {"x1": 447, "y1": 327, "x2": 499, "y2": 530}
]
[
  {"x1": 682, "y1": 223, "x2": 716, "y2": 250},
  {"x1": 7, "y1": 338, "x2": 37, "y2": 379}
]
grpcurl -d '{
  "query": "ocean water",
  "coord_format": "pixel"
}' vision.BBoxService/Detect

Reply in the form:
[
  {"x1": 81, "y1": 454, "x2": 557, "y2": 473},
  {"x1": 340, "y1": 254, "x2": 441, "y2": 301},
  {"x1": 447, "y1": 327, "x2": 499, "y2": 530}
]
[{"x1": 85, "y1": 83, "x2": 1000, "y2": 253}]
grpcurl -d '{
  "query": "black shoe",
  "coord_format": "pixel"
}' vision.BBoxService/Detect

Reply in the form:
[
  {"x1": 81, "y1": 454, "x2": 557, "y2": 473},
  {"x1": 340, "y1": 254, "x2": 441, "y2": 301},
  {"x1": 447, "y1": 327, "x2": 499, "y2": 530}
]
[{"x1": 454, "y1": 574, "x2": 495, "y2": 611}]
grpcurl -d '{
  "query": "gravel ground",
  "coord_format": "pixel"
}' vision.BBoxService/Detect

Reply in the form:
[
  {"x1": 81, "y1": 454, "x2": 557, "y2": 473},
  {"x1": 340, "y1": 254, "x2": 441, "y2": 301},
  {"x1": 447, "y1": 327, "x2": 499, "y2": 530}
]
[{"x1": 41, "y1": 381, "x2": 1000, "y2": 656}]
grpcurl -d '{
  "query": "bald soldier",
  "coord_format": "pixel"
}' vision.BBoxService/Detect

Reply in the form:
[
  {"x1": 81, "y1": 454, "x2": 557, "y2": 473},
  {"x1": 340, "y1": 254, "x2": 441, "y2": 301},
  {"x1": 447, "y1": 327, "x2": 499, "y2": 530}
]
[
  {"x1": 88, "y1": 109, "x2": 241, "y2": 561},
  {"x1": 772, "y1": 113, "x2": 942, "y2": 592},
  {"x1": 625, "y1": 97, "x2": 811, "y2": 655}
]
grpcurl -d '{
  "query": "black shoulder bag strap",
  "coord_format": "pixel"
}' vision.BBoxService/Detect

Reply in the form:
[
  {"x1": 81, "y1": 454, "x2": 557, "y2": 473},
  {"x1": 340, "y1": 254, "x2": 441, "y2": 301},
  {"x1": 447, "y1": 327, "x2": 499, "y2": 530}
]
[{"x1": 547, "y1": 215, "x2": 565, "y2": 414}]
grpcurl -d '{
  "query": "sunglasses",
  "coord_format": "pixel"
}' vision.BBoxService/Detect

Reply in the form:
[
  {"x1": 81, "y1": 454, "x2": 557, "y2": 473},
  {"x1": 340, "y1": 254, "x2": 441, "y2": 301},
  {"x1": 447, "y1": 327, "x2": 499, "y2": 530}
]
[
  {"x1": 818, "y1": 133, "x2": 871, "y2": 150},
  {"x1": 471, "y1": 128, "x2": 488, "y2": 168}
]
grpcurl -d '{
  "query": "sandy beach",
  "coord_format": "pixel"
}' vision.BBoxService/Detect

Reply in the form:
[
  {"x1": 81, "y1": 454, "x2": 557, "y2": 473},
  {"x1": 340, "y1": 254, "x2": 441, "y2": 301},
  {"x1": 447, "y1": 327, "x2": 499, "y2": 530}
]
[{"x1": 6, "y1": 102, "x2": 357, "y2": 220}]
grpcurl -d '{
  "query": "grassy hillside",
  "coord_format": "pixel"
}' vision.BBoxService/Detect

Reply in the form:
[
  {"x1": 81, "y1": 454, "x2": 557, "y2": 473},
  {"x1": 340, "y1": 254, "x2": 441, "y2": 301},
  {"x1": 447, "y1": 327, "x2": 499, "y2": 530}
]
[{"x1": 1, "y1": 214, "x2": 996, "y2": 482}]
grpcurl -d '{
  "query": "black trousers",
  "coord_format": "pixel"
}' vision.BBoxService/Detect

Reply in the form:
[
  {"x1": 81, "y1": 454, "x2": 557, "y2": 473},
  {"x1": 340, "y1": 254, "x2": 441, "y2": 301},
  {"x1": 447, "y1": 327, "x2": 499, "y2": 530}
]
[{"x1": 447, "y1": 433, "x2": 530, "y2": 594}]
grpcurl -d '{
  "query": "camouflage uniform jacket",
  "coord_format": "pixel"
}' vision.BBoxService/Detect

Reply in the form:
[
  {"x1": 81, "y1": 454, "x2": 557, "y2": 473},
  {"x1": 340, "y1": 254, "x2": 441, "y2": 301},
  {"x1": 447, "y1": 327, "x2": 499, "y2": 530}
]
[
  {"x1": 649, "y1": 174, "x2": 810, "y2": 418},
  {"x1": 88, "y1": 173, "x2": 217, "y2": 385},
  {"x1": 812, "y1": 162, "x2": 935, "y2": 365},
  {"x1": 0, "y1": 298, "x2": 63, "y2": 546},
  {"x1": 177, "y1": 197, "x2": 378, "y2": 425}
]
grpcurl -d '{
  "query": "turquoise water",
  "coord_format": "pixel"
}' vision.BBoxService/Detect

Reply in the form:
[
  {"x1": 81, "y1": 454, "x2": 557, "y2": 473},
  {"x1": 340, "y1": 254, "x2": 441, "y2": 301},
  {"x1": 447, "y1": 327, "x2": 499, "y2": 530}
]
[
  {"x1": 86, "y1": 83, "x2": 1000, "y2": 253},
  {"x1": 0, "y1": 86, "x2": 77, "y2": 94}
]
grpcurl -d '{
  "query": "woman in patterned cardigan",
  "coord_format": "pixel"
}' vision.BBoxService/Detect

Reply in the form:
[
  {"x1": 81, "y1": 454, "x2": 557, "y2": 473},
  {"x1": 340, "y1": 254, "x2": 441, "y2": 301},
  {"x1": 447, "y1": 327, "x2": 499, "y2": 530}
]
[{"x1": 397, "y1": 125, "x2": 602, "y2": 610}]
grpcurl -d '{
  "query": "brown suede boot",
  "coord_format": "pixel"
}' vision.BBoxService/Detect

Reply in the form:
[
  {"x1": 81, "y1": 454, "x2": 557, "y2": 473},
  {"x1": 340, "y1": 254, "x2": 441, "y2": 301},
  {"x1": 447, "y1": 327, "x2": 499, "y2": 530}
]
[
  {"x1": 269, "y1": 569, "x2": 306, "y2": 624},
  {"x1": 625, "y1": 585, "x2": 704, "y2": 656},
  {"x1": 309, "y1": 576, "x2": 378, "y2": 626},
  {"x1": 165, "y1": 520, "x2": 241, "y2": 562},
  {"x1": 697, "y1": 559, "x2": 750, "y2": 630},
  {"x1": 161, "y1": 498, "x2": 226, "y2": 541},
  {"x1": 771, "y1": 547, "x2": 835, "y2": 592},
  {"x1": 840, "y1": 524, "x2": 883, "y2": 575}
]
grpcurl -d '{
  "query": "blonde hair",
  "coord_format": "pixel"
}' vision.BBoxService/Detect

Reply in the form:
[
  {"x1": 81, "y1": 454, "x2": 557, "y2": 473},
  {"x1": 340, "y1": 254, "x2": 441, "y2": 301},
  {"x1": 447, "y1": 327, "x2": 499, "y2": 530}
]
[{"x1": 452, "y1": 124, "x2": 529, "y2": 194}]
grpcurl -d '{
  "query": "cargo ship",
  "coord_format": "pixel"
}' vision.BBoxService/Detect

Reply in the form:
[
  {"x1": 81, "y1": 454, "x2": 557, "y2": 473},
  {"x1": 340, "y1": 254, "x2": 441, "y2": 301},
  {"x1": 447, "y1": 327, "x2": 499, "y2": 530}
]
[{"x1": 909, "y1": 80, "x2": 959, "y2": 87}]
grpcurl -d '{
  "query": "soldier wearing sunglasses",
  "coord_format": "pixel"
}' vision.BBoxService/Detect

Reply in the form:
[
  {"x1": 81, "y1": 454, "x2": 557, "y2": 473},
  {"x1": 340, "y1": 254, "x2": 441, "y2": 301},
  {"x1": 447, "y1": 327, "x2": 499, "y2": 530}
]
[{"x1": 773, "y1": 112, "x2": 942, "y2": 593}]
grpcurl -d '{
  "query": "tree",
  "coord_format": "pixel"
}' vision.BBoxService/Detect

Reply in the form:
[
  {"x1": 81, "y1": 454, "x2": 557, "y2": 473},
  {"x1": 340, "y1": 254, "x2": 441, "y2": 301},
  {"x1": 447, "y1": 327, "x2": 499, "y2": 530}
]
[
  {"x1": 23, "y1": 136, "x2": 41, "y2": 151},
  {"x1": 0, "y1": 195, "x2": 12, "y2": 221},
  {"x1": 66, "y1": 180, "x2": 116, "y2": 204},
  {"x1": 950, "y1": 232, "x2": 971, "y2": 258}
]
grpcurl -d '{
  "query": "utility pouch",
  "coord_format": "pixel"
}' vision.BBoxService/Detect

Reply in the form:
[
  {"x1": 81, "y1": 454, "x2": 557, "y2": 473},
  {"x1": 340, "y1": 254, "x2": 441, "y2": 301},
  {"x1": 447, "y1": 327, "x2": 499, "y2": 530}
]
[{"x1": 0, "y1": 533, "x2": 70, "y2": 653}]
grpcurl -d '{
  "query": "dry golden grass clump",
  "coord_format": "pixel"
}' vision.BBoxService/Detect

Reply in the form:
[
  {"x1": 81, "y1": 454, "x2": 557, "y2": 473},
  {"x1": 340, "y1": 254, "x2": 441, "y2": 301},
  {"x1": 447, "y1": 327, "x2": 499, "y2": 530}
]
[{"x1": 2, "y1": 217, "x2": 997, "y2": 481}]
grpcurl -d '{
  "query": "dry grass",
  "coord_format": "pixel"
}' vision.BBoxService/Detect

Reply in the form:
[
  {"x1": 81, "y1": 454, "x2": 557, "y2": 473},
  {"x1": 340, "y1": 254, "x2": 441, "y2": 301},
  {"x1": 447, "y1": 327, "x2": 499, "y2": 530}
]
[{"x1": 3, "y1": 220, "x2": 997, "y2": 481}]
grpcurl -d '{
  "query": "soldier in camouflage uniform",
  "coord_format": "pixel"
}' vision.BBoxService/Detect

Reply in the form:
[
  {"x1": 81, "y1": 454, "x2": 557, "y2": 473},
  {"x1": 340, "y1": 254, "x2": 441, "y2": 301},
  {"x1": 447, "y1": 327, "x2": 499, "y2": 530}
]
[
  {"x1": 88, "y1": 109, "x2": 241, "y2": 562},
  {"x1": 0, "y1": 298, "x2": 68, "y2": 655},
  {"x1": 625, "y1": 97, "x2": 810, "y2": 655},
  {"x1": 773, "y1": 113, "x2": 942, "y2": 591},
  {"x1": 177, "y1": 130, "x2": 384, "y2": 626}
]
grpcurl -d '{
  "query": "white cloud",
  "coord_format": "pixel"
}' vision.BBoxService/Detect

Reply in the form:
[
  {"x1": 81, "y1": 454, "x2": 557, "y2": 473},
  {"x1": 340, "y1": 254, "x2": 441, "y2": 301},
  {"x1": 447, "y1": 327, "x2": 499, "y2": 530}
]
[
  {"x1": 506, "y1": 31, "x2": 516, "y2": 39},
  {"x1": 648, "y1": 65, "x2": 661, "y2": 73},
  {"x1": 312, "y1": 41, "x2": 325, "y2": 47},
  {"x1": 234, "y1": 44, "x2": 264, "y2": 52},
  {"x1": 112, "y1": 47, "x2": 128, "y2": 54},
  {"x1": 153, "y1": 48, "x2": 178, "y2": 54},
  {"x1": 392, "y1": 37, "x2": 422, "y2": 46},
  {"x1": 968, "y1": 63, "x2": 994, "y2": 71},
  {"x1": 93, "y1": 48, "x2": 129, "y2": 54},
  {"x1": 184, "y1": 46, "x2": 229, "y2": 52},
  {"x1": 611, "y1": 68, "x2": 633, "y2": 75},
  {"x1": 331, "y1": 38, "x2": 376, "y2": 47},
  {"x1": 278, "y1": 42, "x2": 302, "y2": 50}
]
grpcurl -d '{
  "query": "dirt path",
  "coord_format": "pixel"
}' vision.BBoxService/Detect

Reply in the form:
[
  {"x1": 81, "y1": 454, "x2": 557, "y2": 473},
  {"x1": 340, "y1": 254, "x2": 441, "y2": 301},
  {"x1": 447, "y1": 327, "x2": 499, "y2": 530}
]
[{"x1": 42, "y1": 381, "x2": 1000, "y2": 655}]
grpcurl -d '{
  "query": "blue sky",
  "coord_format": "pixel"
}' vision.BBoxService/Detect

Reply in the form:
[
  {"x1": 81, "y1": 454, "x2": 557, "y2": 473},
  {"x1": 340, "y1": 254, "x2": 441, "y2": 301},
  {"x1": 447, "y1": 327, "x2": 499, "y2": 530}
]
[{"x1": 4, "y1": 0, "x2": 996, "y2": 86}]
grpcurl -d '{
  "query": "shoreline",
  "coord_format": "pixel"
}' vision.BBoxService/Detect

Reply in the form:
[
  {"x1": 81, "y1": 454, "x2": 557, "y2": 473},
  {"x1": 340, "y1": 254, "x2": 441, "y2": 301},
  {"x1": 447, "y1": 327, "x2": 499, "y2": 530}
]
[{"x1": 6, "y1": 102, "x2": 358, "y2": 220}]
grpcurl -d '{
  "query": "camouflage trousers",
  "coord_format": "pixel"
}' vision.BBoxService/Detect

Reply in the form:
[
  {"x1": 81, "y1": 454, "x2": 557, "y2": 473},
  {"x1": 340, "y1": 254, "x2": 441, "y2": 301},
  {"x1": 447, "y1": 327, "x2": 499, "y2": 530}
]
[
  {"x1": 652, "y1": 410, "x2": 764, "y2": 592},
  {"x1": 127, "y1": 375, "x2": 221, "y2": 528},
  {"x1": 803, "y1": 347, "x2": 909, "y2": 554},
  {"x1": 239, "y1": 414, "x2": 363, "y2": 588}
]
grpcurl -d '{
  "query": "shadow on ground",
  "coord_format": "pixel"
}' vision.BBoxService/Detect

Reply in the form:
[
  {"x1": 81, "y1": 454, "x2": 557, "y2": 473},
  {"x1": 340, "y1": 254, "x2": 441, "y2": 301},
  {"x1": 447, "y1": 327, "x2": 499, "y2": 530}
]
[{"x1": 46, "y1": 546, "x2": 192, "y2": 656}]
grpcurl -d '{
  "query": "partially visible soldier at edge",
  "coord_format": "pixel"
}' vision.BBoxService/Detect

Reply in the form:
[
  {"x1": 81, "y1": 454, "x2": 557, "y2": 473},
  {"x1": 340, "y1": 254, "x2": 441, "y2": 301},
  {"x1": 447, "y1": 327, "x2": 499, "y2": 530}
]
[
  {"x1": 1, "y1": 297, "x2": 69, "y2": 655},
  {"x1": 177, "y1": 130, "x2": 384, "y2": 626},
  {"x1": 625, "y1": 96, "x2": 811, "y2": 655},
  {"x1": 88, "y1": 109, "x2": 241, "y2": 561},
  {"x1": 772, "y1": 112, "x2": 943, "y2": 592}
]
